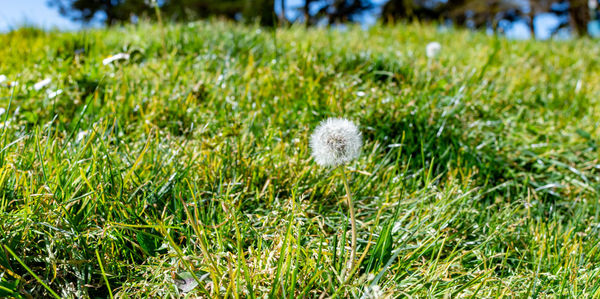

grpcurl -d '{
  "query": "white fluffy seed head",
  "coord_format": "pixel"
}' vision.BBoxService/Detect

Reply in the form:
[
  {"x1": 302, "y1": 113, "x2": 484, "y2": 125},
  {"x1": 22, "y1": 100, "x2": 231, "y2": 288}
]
[
  {"x1": 310, "y1": 118, "x2": 362, "y2": 167},
  {"x1": 426, "y1": 41, "x2": 442, "y2": 58}
]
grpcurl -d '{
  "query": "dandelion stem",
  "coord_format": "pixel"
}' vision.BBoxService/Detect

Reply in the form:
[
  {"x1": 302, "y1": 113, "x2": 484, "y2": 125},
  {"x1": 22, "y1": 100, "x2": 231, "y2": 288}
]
[{"x1": 340, "y1": 167, "x2": 357, "y2": 276}]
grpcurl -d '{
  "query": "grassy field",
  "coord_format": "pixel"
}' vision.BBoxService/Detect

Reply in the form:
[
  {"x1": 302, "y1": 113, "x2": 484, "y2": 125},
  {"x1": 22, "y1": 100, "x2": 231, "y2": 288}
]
[{"x1": 1, "y1": 21, "x2": 599, "y2": 298}]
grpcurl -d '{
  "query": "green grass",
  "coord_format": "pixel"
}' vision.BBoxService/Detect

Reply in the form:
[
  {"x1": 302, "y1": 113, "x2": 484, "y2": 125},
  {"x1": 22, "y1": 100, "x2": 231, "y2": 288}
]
[{"x1": 0, "y1": 20, "x2": 599, "y2": 298}]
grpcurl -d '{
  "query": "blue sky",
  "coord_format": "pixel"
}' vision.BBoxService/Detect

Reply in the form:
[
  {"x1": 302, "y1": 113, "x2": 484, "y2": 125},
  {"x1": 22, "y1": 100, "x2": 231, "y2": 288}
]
[{"x1": 0, "y1": 0, "x2": 81, "y2": 31}]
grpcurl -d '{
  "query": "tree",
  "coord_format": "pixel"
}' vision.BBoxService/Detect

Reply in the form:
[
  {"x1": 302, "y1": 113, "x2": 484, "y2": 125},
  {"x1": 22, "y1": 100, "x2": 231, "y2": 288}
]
[
  {"x1": 160, "y1": 0, "x2": 246, "y2": 21},
  {"x1": 296, "y1": 0, "x2": 374, "y2": 26},
  {"x1": 323, "y1": 0, "x2": 375, "y2": 24},
  {"x1": 569, "y1": 0, "x2": 591, "y2": 35},
  {"x1": 444, "y1": 0, "x2": 525, "y2": 30},
  {"x1": 525, "y1": 1, "x2": 554, "y2": 35},
  {"x1": 162, "y1": 0, "x2": 279, "y2": 26},
  {"x1": 278, "y1": 0, "x2": 288, "y2": 24},
  {"x1": 302, "y1": 0, "x2": 318, "y2": 25},
  {"x1": 243, "y1": 0, "x2": 277, "y2": 26},
  {"x1": 381, "y1": 0, "x2": 447, "y2": 23},
  {"x1": 49, "y1": 0, "x2": 153, "y2": 25},
  {"x1": 381, "y1": 0, "x2": 596, "y2": 37},
  {"x1": 49, "y1": 0, "x2": 279, "y2": 26}
]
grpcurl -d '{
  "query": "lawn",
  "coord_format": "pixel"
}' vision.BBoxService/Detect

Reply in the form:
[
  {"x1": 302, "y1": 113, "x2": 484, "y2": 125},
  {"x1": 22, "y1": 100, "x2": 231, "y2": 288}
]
[{"x1": 0, "y1": 21, "x2": 599, "y2": 298}]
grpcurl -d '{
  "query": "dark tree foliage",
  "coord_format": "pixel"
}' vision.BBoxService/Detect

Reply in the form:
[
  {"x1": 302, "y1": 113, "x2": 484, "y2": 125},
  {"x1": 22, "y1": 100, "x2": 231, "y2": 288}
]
[
  {"x1": 160, "y1": 0, "x2": 245, "y2": 21},
  {"x1": 382, "y1": 0, "x2": 525, "y2": 28},
  {"x1": 381, "y1": 0, "x2": 598, "y2": 36},
  {"x1": 48, "y1": 0, "x2": 600, "y2": 36},
  {"x1": 162, "y1": 0, "x2": 277, "y2": 26},
  {"x1": 49, "y1": 0, "x2": 153, "y2": 25},
  {"x1": 445, "y1": 0, "x2": 525, "y2": 29},
  {"x1": 294, "y1": 0, "x2": 373, "y2": 25},
  {"x1": 243, "y1": 0, "x2": 277, "y2": 26},
  {"x1": 49, "y1": 0, "x2": 277, "y2": 26},
  {"x1": 568, "y1": 0, "x2": 591, "y2": 34},
  {"x1": 320, "y1": 0, "x2": 375, "y2": 24},
  {"x1": 381, "y1": 0, "x2": 448, "y2": 23},
  {"x1": 298, "y1": 0, "x2": 323, "y2": 25}
]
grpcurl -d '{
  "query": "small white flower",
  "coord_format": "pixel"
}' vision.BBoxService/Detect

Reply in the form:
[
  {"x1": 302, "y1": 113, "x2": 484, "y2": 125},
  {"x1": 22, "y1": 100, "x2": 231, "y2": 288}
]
[
  {"x1": 426, "y1": 42, "x2": 442, "y2": 58},
  {"x1": 34, "y1": 78, "x2": 51, "y2": 91},
  {"x1": 102, "y1": 53, "x2": 130, "y2": 65},
  {"x1": 0, "y1": 75, "x2": 6, "y2": 84},
  {"x1": 0, "y1": 108, "x2": 5, "y2": 116},
  {"x1": 47, "y1": 89, "x2": 63, "y2": 99},
  {"x1": 310, "y1": 118, "x2": 362, "y2": 167}
]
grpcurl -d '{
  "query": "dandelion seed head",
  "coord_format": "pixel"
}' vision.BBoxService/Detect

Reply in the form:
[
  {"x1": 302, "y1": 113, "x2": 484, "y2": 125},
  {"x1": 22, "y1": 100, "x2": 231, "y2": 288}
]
[
  {"x1": 310, "y1": 118, "x2": 362, "y2": 167},
  {"x1": 426, "y1": 42, "x2": 442, "y2": 58}
]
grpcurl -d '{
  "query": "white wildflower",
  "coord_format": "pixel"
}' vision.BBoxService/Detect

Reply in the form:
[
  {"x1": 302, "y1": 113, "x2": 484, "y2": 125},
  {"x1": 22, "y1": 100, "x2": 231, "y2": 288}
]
[
  {"x1": 426, "y1": 41, "x2": 442, "y2": 58},
  {"x1": 34, "y1": 78, "x2": 51, "y2": 91},
  {"x1": 47, "y1": 89, "x2": 63, "y2": 99},
  {"x1": 310, "y1": 118, "x2": 362, "y2": 167},
  {"x1": 0, "y1": 75, "x2": 6, "y2": 84},
  {"x1": 102, "y1": 53, "x2": 130, "y2": 65},
  {"x1": 0, "y1": 108, "x2": 5, "y2": 116}
]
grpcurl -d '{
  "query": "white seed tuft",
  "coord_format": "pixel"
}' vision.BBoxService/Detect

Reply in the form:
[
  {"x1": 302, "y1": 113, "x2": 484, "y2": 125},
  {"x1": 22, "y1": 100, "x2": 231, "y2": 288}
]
[
  {"x1": 310, "y1": 118, "x2": 362, "y2": 167},
  {"x1": 426, "y1": 41, "x2": 442, "y2": 58}
]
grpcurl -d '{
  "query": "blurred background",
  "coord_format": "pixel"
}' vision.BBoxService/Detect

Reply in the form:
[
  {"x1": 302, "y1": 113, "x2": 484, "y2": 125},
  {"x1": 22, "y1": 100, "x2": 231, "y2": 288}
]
[{"x1": 1, "y1": 0, "x2": 600, "y2": 39}]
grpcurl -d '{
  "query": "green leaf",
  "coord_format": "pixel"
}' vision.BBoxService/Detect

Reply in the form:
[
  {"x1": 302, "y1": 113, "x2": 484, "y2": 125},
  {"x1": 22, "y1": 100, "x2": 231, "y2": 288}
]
[
  {"x1": 136, "y1": 231, "x2": 158, "y2": 256},
  {"x1": 576, "y1": 129, "x2": 591, "y2": 140},
  {"x1": 0, "y1": 279, "x2": 21, "y2": 298},
  {"x1": 363, "y1": 221, "x2": 394, "y2": 274}
]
